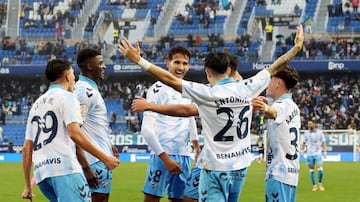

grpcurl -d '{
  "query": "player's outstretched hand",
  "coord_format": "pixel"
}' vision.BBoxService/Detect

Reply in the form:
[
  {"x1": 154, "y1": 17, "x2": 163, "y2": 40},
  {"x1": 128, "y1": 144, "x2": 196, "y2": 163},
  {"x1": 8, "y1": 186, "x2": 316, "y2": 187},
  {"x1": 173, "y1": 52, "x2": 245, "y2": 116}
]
[
  {"x1": 118, "y1": 38, "x2": 141, "y2": 64},
  {"x1": 294, "y1": 25, "x2": 304, "y2": 49},
  {"x1": 132, "y1": 96, "x2": 149, "y2": 113}
]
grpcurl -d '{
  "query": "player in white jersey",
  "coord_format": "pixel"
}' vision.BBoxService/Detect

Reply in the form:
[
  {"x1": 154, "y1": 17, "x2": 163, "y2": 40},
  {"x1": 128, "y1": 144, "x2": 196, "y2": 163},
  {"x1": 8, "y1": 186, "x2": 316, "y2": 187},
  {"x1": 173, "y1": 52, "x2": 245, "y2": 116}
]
[
  {"x1": 252, "y1": 66, "x2": 301, "y2": 202},
  {"x1": 140, "y1": 46, "x2": 199, "y2": 202},
  {"x1": 74, "y1": 48, "x2": 119, "y2": 202},
  {"x1": 300, "y1": 120, "x2": 327, "y2": 192},
  {"x1": 118, "y1": 24, "x2": 303, "y2": 202},
  {"x1": 21, "y1": 59, "x2": 119, "y2": 202},
  {"x1": 131, "y1": 52, "x2": 241, "y2": 202}
]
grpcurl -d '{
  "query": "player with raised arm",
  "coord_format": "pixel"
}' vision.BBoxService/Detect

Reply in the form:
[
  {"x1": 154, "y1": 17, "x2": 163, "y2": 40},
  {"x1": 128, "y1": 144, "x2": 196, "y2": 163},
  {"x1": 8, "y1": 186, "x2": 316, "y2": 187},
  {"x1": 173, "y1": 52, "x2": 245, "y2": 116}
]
[
  {"x1": 74, "y1": 48, "x2": 119, "y2": 202},
  {"x1": 300, "y1": 120, "x2": 327, "y2": 191},
  {"x1": 132, "y1": 52, "x2": 241, "y2": 202},
  {"x1": 118, "y1": 24, "x2": 303, "y2": 202},
  {"x1": 21, "y1": 59, "x2": 119, "y2": 202},
  {"x1": 252, "y1": 66, "x2": 301, "y2": 202}
]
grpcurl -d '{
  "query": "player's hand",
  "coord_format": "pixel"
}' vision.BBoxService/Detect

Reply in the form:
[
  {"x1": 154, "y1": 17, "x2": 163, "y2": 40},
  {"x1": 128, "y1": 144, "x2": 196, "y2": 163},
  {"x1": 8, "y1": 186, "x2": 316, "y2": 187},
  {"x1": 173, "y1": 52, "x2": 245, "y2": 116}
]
[
  {"x1": 258, "y1": 96, "x2": 269, "y2": 105},
  {"x1": 118, "y1": 38, "x2": 141, "y2": 63},
  {"x1": 82, "y1": 167, "x2": 99, "y2": 189},
  {"x1": 294, "y1": 25, "x2": 304, "y2": 48},
  {"x1": 112, "y1": 145, "x2": 119, "y2": 159},
  {"x1": 104, "y1": 156, "x2": 120, "y2": 170},
  {"x1": 132, "y1": 97, "x2": 149, "y2": 112},
  {"x1": 22, "y1": 187, "x2": 33, "y2": 201},
  {"x1": 323, "y1": 152, "x2": 327, "y2": 159},
  {"x1": 193, "y1": 146, "x2": 201, "y2": 163},
  {"x1": 164, "y1": 158, "x2": 182, "y2": 175},
  {"x1": 252, "y1": 97, "x2": 266, "y2": 111}
]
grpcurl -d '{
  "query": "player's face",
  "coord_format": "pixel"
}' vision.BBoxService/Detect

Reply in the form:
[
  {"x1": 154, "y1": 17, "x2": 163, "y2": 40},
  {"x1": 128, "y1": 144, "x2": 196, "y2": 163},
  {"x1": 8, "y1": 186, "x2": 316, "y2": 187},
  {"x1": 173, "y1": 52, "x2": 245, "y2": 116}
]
[
  {"x1": 266, "y1": 77, "x2": 279, "y2": 99},
  {"x1": 308, "y1": 121, "x2": 315, "y2": 130},
  {"x1": 166, "y1": 53, "x2": 190, "y2": 79},
  {"x1": 90, "y1": 55, "x2": 106, "y2": 80}
]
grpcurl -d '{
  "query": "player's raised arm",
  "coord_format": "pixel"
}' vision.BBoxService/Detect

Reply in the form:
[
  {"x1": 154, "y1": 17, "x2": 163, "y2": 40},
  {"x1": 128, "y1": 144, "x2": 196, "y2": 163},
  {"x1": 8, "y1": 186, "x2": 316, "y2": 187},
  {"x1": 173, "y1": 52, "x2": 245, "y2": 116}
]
[
  {"x1": 118, "y1": 38, "x2": 183, "y2": 92},
  {"x1": 267, "y1": 25, "x2": 304, "y2": 76}
]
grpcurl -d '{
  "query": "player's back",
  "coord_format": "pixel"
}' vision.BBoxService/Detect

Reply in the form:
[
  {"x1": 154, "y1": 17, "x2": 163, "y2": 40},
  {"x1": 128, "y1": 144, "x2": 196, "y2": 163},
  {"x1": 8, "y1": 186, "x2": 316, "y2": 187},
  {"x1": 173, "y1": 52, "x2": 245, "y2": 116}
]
[
  {"x1": 26, "y1": 85, "x2": 83, "y2": 183},
  {"x1": 181, "y1": 70, "x2": 271, "y2": 171},
  {"x1": 265, "y1": 96, "x2": 301, "y2": 186}
]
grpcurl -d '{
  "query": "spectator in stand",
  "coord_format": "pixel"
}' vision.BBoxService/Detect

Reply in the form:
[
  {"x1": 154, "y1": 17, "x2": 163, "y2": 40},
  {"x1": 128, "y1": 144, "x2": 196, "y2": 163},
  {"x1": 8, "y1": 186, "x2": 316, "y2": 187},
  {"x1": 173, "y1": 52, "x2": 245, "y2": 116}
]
[
  {"x1": 294, "y1": 4, "x2": 301, "y2": 15},
  {"x1": 352, "y1": 0, "x2": 359, "y2": 13}
]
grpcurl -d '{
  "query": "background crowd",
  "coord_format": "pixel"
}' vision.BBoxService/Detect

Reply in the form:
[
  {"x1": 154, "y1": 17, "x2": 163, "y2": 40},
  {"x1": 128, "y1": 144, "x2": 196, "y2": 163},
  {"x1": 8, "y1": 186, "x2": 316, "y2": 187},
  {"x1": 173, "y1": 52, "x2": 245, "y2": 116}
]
[{"x1": 0, "y1": 70, "x2": 359, "y2": 144}]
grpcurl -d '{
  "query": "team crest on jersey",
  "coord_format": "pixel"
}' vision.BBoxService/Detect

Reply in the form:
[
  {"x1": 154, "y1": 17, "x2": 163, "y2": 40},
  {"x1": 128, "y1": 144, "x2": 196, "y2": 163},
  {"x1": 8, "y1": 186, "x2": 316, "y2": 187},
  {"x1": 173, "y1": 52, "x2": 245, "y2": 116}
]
[
  {"x1": 258, "y1": 71, "x2": 267, "y2": 80},
  {"x1": 80, "y1": 104, "x2": 89, "y2": 116}
]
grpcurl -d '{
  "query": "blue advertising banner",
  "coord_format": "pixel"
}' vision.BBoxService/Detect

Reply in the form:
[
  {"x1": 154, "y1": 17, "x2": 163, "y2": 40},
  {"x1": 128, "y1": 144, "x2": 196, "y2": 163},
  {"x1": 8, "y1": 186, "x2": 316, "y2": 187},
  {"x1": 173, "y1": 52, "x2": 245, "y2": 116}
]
[
  {"x1": 0, "y1": 133, "x2": 357, "y2": 162},
  {"x1": 1, "y1": 60, "x2": 359, "y2": 75}
]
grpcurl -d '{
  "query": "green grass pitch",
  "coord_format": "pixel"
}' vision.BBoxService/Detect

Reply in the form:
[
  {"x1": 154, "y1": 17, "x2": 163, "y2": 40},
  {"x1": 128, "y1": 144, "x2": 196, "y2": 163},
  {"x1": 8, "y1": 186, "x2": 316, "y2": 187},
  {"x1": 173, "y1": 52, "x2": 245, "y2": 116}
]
[{"x1": 1, "y1": 162, "x2": 359, "y2": 202}]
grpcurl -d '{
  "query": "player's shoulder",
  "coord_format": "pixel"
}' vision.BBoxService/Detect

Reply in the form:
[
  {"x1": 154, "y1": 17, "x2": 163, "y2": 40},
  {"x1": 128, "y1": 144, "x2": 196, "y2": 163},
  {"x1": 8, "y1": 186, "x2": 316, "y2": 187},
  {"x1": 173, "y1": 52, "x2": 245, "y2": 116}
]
[
  {"x1": 75, "y1": 80, "x2": 92, "y2": 90},
  {"x1": 148, "y1": 81, "x2": 166, "y2": 94},
  {"x1": 74, "y1": 81, "x2": 96, "y2": 99}
]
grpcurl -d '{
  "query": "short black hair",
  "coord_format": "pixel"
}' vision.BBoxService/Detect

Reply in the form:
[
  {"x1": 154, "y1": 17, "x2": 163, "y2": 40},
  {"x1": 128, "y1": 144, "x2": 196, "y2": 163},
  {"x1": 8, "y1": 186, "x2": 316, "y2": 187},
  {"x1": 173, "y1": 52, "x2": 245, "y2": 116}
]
[
  {"x1": 76, "y1": 48, "x2": 101, "y2": 70},
  {"x1": 204, "y1": 52, "x2": 230, "y2": 74},
  {"x1": 226, "y1": 52, "x2": 239, "y2": 71},
  {"x1": 274, "y1": 66, "x2": 299, "y2": 89},
  {"x1": 166, "y1": 46, "x2": 191, "y2": 60},
  {"x1": 45, "y1": 59, "x2": 72, "y2": 82}
]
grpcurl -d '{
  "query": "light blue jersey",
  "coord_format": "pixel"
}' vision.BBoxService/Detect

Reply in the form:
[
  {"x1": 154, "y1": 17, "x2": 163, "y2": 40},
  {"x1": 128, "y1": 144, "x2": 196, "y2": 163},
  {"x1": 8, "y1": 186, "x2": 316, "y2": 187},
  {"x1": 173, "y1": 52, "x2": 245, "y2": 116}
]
[
  {"x1": 25, "y1": 84, "x2": 83, "y2": 184},
  {"x1": 74, "y1": 75, "x2": 113, "y2": 165},
  {"x1": 303, "y1": 129, "x2": 325, "y2": 156}
]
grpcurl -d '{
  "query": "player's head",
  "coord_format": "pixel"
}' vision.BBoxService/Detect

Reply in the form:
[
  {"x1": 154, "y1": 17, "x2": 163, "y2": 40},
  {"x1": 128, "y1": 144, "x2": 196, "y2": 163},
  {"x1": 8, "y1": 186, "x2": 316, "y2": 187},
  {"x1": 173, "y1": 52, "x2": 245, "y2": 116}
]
[
  {"x1": 166, "y1": 46, "x2": 191, "y2": 79},
  {"x1": 204, "y1": 52, "x2": 230, "y2": 74},
  {"x1": 226, "y1": 52, "x2": 242, "y2": 80},
  {"x1": 273, "y1": 66, "x2": 299, "y2": 90},
  {"x1": 45, "y1": 59, "x2": 75, "y2": 92},
  {"x1": 203, "y1": 52, "x2": 231, "y2": 85},
  {"x1": 266, "y1": 65, "x2": 299, "y2": 99},
  {"x1": 308, "y1": 120, "x2": 316, "y2": 131},
  {"x1": 77, "y1": 48, "x2": 106, "y2": 81}
]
